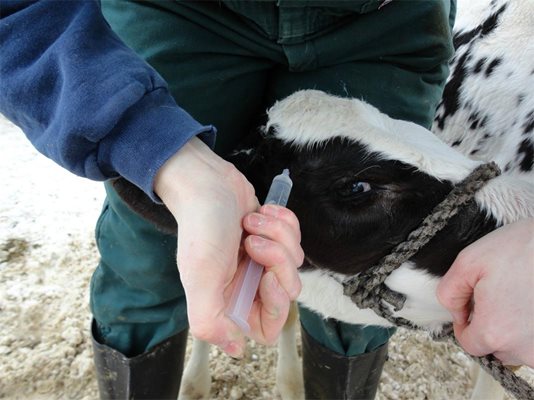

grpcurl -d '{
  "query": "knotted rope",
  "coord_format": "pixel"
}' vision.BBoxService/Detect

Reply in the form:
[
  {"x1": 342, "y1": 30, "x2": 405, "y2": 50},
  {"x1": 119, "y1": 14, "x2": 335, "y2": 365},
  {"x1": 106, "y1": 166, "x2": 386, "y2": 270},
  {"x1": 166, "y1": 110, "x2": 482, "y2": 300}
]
[{"x1": 342, "y1": 162, "x2": 534, "y2": 400}]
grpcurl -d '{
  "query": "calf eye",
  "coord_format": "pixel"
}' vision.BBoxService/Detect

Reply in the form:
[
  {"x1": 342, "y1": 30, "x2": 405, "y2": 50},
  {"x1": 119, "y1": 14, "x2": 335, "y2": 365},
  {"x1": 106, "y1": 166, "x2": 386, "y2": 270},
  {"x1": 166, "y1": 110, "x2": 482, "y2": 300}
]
[
  {"x1": 337, "y1": 181, "x2": 372, "y2": 198},
  {"x1": 352, "y1": 181, "x2": 371, "y2": 193}
]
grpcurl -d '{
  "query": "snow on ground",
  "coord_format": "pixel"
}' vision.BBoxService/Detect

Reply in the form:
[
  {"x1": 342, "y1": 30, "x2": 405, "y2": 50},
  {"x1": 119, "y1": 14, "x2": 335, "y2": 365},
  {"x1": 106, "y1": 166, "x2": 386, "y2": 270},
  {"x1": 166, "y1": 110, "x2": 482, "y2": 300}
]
[{"x1": 0, "y1": 114, "x2": 531, "y2": 399}]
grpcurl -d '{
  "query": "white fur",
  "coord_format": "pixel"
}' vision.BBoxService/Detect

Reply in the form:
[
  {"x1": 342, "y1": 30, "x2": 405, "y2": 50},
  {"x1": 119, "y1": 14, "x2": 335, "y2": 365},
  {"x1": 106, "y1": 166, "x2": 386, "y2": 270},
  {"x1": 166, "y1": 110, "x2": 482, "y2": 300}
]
[
  {"x1": 275, "y1": 302, "x2": 304, "y2": 400},
  {"x1": 476, "y1": 175, "x2": 534, "y2": 225},
  {"x1": 179, "y1": 339, "x2": 211, "y2": 400},
  {"x1": 298, "y1": 263, "x2": 451, "y2": 334},
  {"x1": 267, "y1": 90, "x2": 479, "y2": 184}
]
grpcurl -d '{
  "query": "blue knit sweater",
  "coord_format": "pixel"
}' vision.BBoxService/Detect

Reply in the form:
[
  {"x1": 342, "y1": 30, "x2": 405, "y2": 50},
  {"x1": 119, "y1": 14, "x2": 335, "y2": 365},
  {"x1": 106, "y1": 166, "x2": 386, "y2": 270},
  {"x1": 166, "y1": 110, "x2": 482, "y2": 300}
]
[{"x1": 0, "y1": 0, "x2": 216, "y2": 201}]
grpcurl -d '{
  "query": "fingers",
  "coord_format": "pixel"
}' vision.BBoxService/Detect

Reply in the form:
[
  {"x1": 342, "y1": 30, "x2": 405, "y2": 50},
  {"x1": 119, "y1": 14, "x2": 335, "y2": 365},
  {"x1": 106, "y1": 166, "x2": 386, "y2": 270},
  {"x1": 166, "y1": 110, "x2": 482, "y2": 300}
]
[
  {"x1": 451, "y1": 277, "x2": 521, "y2": 359},
  {"x1": 436, "y1": 250, "x2": 482, "y2": 326},
  {"x1": 243, "y1": 205, "x2": 304, "y2": 300},
  {"x1": 247, "y1": 271, "x2": 291, "y2": 345},
  {"x1": 243, "y1": 205, "x2": 302, "y2": 260},
  {"x1": 180, "y1": 252, "x2": 246, "y2": 358},
  {"x1": 453, "y1": 315, "x2": 497, "y2": 358},
  {"x1": 437, "y1": 247, "x2": 502, "y2": 358}
]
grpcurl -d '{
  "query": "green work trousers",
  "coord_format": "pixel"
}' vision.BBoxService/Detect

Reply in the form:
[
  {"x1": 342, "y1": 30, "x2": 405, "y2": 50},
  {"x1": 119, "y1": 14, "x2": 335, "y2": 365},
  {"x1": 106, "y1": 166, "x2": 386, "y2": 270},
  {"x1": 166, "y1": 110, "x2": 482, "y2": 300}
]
[{"x1": 93, "y1": 0, "x2": 455, "y2": 357}]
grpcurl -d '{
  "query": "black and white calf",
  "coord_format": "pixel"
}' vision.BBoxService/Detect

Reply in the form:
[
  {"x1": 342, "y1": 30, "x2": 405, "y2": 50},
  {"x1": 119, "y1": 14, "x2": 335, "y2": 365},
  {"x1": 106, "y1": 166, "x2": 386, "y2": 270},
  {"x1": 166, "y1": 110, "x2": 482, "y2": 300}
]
[
  {"x1": 113, "y1": 0, "x2": 534, "y2": 398},
  {"x1": 180, "y1": 0, "x2": 534, "y2": 396},
  {"x1": 177, "y1": 85, "x2": 532, "y2": 399}
]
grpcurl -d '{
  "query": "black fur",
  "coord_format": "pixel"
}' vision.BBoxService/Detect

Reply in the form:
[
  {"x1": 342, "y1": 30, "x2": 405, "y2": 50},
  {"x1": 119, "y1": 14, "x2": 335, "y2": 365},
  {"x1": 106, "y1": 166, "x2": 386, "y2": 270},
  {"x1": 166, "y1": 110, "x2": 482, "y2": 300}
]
[
  {"x1": 435, "y1": 49, "x2": 470, "y2": 130},
  {"x1": 412, "y1": 200, "x2": 497, "y2": 277},
  {"x1": 518, "y1": 138, "x2": 534, "y2": 172},
  {"x1": 472, "y1": 57, "x2": 487, "y2": 74},
  {"x1": 484, "y1": 57, "x2": 502, "y2": 77},
  {"x1": 453, "y1": 3, "x2": 507, "y2": 48},
  {"x1": 524, "y1": 111, "x2": 534, "y2": 135},
  {"x1": 236, "y1": 136, "x2": 498, "y2": 278}
]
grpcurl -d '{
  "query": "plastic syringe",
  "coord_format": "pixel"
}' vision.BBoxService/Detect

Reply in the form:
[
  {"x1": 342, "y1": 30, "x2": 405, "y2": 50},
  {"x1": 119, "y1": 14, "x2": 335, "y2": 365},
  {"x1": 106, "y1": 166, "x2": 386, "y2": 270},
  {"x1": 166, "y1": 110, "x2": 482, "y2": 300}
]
[{"x1": 226, "y1": 169, "x2": 293, "y2": 333}]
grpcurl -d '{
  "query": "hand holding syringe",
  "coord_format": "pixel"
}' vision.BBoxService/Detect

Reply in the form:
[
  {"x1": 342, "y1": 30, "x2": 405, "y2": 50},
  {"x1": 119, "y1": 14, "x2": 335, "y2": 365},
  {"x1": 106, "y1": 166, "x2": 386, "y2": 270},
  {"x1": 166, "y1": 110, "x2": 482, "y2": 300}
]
[{"x1": 226, "y1": 169, "x2": 293, "y2": 333}]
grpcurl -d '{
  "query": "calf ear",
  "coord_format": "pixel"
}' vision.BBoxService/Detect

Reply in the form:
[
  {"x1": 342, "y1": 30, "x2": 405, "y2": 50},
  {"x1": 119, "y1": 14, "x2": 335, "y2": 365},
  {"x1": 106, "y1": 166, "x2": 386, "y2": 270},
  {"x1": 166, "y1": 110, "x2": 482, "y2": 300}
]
[{"x1": 111, "y1": 178, "x2": 177, "y2": 235}]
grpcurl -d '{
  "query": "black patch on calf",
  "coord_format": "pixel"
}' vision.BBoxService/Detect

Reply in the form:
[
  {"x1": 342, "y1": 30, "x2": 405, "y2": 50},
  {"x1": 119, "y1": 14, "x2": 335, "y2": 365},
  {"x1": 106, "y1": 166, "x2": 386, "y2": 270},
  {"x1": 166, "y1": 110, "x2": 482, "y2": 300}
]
[
  {"x1": 245, "y1": 137, "x2": 501, "y2": 279},
  {"x1": 485, "y1": 58, "x2": 502, "y2": 77},
  {"x1": 468, "y1": 112, "x2": 485, "y2": 130},
  {"x1": 473, "y1": 58, "x2": 487, "y2": 74},
  {"x1": 453, "y1": 4, "x2": 507, "y2": 48},
  {"x1": 412, "y1": 201, "x2": 498, "y2": 277},
  {"x1": 524, "y1": 111, "x2": 534, "y2": 135},
  {"x1": 480, "y1": 4, "x2": 507, "y2": 36},
  {"x1": 435, "y1": 50, "x2": 470, "y2": 130},
  {"x1": 518, "y1": 139, "x2": 534, "y2": 172},
  {"x1": 436, "y1": 4, "x2": 508, "y2": 130}
]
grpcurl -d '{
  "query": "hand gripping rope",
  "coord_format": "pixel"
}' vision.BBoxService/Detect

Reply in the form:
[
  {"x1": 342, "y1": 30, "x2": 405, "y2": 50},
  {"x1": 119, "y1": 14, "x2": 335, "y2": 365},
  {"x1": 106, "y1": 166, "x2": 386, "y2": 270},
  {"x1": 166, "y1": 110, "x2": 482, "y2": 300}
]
[{"x1": 342, "y1": 162, "x2": 534, "y2": 400}]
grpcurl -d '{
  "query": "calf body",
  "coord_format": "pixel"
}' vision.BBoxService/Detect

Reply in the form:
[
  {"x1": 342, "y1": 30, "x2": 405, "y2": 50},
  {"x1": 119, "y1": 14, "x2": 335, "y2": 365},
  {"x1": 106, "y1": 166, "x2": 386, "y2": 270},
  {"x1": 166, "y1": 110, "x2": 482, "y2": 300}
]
[{"x1": 434, "y1": 0, "x2": 534, "y2": 180}]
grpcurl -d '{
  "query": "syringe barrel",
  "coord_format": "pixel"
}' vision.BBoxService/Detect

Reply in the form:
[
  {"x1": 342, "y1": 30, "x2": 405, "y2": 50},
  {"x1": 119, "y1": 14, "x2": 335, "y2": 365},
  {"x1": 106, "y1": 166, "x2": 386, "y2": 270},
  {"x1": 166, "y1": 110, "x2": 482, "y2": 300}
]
[{"x1": 226, "y1": 169, "x2": 293, "y2": 333}]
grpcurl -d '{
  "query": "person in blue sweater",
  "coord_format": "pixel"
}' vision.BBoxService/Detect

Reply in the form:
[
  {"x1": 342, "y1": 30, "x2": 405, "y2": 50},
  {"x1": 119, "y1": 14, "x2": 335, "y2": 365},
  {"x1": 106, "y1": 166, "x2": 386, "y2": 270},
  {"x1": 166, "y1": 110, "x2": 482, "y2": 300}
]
[{"x1": 2, "y1": 1, "x2": 532, "y2": 399}]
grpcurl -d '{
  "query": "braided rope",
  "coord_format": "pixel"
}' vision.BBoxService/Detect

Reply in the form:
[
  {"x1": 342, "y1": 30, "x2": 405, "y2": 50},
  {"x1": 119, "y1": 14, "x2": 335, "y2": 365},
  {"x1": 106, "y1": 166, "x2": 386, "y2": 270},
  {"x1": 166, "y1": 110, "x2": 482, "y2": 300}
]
[
  {"x1": 342, "y1": 162, "x2": 534, "y2": 399},
  {"x1": 343, "y1": 162, "x2": 501, "y2": 312},
  {"x1": 434, "y1": 325, "x2": 534, "y2": 399}
]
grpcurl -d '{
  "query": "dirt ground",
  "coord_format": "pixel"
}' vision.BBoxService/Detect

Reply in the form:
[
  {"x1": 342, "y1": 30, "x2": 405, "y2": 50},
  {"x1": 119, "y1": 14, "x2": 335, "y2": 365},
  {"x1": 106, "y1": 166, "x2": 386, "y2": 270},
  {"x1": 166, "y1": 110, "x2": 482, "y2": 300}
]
[{"x1": 1, "y1": 115, "x2": 532, "y2": 399}]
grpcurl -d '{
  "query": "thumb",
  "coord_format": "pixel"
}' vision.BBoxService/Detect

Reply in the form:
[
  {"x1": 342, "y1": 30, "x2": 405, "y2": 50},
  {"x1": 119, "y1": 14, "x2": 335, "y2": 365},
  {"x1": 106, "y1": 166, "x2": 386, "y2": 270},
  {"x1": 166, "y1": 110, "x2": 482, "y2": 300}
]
[
  {"x1": 436, "y1": 252, "x2": 482, "y2": 325},
  {"x1": 452, "y1": 317, "x2": 495, "y2": 357}
]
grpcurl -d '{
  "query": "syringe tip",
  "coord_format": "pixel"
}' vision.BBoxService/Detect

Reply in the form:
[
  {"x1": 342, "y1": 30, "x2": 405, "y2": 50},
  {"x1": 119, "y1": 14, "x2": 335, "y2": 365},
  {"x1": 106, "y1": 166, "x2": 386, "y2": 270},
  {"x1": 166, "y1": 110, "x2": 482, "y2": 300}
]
[{"x1": 282, "y1": 168, "x2": 290, "y2": 177}]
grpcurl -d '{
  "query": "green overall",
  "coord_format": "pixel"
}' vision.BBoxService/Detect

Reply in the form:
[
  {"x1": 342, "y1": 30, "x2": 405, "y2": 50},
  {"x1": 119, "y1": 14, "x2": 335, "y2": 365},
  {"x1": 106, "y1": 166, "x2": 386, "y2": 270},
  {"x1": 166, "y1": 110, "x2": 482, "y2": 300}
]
[{"x1": 93, "y1": 0, "x2": 455, "y2": 357}]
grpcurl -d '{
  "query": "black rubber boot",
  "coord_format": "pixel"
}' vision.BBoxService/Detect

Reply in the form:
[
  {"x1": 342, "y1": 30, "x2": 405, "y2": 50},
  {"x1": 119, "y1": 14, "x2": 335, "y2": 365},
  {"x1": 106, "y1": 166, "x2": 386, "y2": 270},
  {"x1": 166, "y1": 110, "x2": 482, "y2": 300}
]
[
  {"x1": 91, "y1": 320, "x2": 188, "y2": 400},
  {"x1": 301, "y1": 325, "x2": 388, "y2": 400}
]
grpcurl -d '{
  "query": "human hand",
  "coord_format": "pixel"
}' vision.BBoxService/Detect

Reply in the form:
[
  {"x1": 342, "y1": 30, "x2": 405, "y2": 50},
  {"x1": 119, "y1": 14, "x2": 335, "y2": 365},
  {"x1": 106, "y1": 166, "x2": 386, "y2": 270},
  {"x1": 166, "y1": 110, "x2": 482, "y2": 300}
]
[
  {"x1": 154, "y1": 137, "x2": 303, "y2": 357},
  {"x1": 436, "y1": 218, "x2": 534, "y2": 367}
]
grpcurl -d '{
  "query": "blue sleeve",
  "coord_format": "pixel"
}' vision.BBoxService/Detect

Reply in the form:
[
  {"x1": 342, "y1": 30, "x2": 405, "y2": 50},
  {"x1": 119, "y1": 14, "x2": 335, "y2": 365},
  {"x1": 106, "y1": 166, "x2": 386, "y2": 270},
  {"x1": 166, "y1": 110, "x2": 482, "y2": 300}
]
[{"x1": 0, "y1": 0, "x2": 216, "y2": 201}]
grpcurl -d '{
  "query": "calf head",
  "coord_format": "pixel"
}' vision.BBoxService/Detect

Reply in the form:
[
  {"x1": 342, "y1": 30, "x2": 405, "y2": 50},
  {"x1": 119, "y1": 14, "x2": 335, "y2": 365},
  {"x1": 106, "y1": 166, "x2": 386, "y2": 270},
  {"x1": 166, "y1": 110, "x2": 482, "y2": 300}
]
[{"x1": 236, "y1": 90, "x2": 497, "y2": 279}]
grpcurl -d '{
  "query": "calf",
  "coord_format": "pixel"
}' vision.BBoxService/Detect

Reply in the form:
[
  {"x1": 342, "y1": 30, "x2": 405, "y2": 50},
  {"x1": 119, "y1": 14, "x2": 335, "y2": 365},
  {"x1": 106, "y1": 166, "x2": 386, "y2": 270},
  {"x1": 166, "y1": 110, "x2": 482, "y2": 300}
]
[
  {"x1": 124, "y1": 87, "x2": 531, "y2": 399},
  {"x1": 234, "y1": 89, "x2": 533, "y2": 335},
  {"x1": 112, "y1": 0, "x2": 534, "y2": 398}
]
